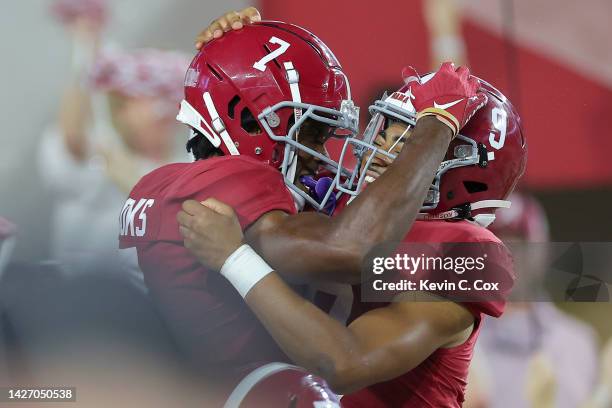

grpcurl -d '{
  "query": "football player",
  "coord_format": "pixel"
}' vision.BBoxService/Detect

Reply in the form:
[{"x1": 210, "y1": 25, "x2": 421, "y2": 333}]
[
  {"x1": 178, "y1": 67, "x2": 526, "y2": 406},
  {"x1": 119, "y1": 14, "x2": 486, "y2": 402}
]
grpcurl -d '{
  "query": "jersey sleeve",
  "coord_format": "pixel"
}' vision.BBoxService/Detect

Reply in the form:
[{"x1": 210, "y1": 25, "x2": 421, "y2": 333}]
[
  {"x1": 119, "y1": 157, "x2": 297, "y2": 248},
  {"x1": 171, "y1": 157, "x2": 297, "y2": 232},
  {"x1": 450, "y1": 226, "x2": 515, "y2": 318},
  {"x1": 218, "y1": 161, "x2": 297, "y2": 229},
  {"x1": 395, "y1": 221, "x2": 515, "y2": 318},
  {"x1": 456, "y1": 242, "x2": 514, "y2": 318},
  {"x1": 455, "y1": 225, "x2": 515, "y2": 318}
]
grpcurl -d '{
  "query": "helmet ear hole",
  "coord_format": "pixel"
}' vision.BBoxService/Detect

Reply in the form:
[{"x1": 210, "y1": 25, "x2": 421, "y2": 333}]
[
  {"x1": 464, "y1": 181, "x2": 488, "y2": 193},
  {"x1": 240, "y1": 107, "x2": 262, "y2": 134},
  {"x1": 228, "y1": 95, "x2": 241, "y2": 119}
]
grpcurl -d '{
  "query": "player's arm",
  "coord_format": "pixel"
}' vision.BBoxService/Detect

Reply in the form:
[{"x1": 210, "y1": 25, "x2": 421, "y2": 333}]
[
  {"x1": 247, "y1": 277, "x2": 474, "y2": 394},
  {"x1": 182, "y1": 10, "x2": 486, "y2": 283},
  {"x1": 179, "y1": 116, "x2": 451, "y2": 284},
  {"x1": 246, "y1": 116, "x2": 451, "y2": 284},
  {"x1": 179, "y1": 64, "x2": 486, "y2": 284},
  {"x1": 178, "y1": 199, "x2": 475, "y2": 394}
]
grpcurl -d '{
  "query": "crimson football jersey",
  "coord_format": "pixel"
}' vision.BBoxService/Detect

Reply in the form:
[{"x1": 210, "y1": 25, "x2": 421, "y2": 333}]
[
  {"x1": 119, "y1": 156, "x2": 297, "y2": 382},
  {"x1": 324, "y1": 220, "x2": 514, "y2": 408}
]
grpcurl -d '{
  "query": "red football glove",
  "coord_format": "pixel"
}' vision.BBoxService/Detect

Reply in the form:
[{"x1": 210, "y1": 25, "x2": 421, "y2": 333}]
[{"x1": 402, "y1": 62, "x2": 487, "y2": 137}]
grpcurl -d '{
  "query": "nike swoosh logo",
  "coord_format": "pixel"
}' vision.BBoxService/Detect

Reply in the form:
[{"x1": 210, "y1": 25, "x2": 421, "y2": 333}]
[
  {"x1": 406, "y1": 86, "x2": 415, "y2": 100},
  {"x1": 434, "y1": 99, "x2": 464, "y2": 110}
]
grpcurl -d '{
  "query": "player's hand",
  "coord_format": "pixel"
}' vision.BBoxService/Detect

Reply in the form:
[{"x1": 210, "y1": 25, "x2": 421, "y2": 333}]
[
  {"x1": 403, "y1": 62, "x2": 488, "y2": 137},
  {"x1": 195, "y1": 6, "x2": 261, "y2": 49},
  {"x1": 177, "y1": 198, "x2": 245, "y2": 271}
]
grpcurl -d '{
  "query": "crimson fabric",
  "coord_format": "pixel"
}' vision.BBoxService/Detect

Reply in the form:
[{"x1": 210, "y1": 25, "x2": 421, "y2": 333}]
[
  {"x1": 341, "y1": 220, "x2": 513, "y2": 407},
  {"x1": 119, "y1": 156, "x2": 296, "y2": 377}
]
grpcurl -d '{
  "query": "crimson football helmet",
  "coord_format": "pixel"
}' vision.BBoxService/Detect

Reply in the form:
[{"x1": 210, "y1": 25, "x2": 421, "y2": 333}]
[
  {"x1": 340, "y1": 74, "x2": 527, "y2": 227},
  {"x1": 223, "y1": 363, "x2": 340, "y2": 408},
  {"x1": 176, "y1": 21, "x2": 359, "y2": 210}
]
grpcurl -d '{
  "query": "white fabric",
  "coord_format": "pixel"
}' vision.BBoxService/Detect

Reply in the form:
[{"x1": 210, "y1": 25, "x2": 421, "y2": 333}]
[
  {"x1": 39, "y1": 127, "x2": 157, "y2": 276},
  {"x1": 220, "y1": 244, "x2": 274, "y2": 298}
]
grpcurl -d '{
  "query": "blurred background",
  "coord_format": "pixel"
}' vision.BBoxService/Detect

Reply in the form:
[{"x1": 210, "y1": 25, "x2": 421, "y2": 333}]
[
  {"x1": 0, "y1": 0, "x2": 247, "y2": 264},
  {"x1": 0, "y1": 0, "x2": 611, "y2": 407}
]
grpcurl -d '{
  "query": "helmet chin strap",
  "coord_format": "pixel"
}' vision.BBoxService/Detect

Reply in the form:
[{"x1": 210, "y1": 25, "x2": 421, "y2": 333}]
[
  {"x1": 471, "y1": 199, "x2": 512, "y2": 211},
  {"x1": 284, "y1": 61, "x2": 302, "y2": 191},
  {"x1": 418, "y1": 199, "x2": 512, "y2": 228},
  {"x1": 471, "y1": 200, "x2": 512, "y2": 227},
  {"x1": 203, "y1": 92, "x2": 240, "y2": 155}
]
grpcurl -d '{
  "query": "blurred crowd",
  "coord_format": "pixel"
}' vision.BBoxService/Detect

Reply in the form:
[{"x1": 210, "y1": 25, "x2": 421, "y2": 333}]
[
  {"x1": 464, "y1": 193, "x2": 612, "y2": 408},
  {"x1": 40, "y1": 0, "x2": 189, "y2": 277},
  {"x1": 0, "y1": 1, "x2": 611, "y2": 407}
]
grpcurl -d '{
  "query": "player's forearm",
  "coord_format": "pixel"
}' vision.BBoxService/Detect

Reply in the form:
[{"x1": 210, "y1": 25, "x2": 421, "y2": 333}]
[
  {"x1": 329, "y1": 117, "x2": 452, "y2": 255},
  {"x1": 246, "y1": 211, "x2": 364, "y2": 284},
  {"x1": 245, "y1": 273, "x2": 367, "y2": 393},
  {"x1": 247, "y1": 118, "x2": 452, "y2": 285}
]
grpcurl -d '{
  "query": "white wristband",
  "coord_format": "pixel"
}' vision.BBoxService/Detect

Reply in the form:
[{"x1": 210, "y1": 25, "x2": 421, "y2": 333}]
[{"x1": 220, "y1": 244, "x2": 274, "y2": 298}]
